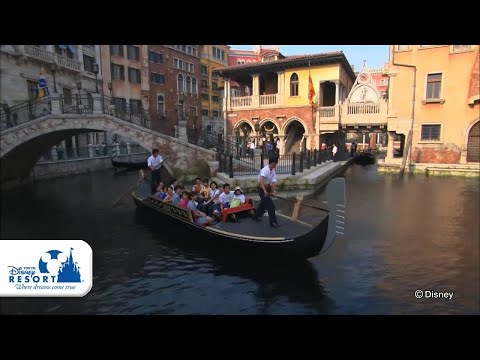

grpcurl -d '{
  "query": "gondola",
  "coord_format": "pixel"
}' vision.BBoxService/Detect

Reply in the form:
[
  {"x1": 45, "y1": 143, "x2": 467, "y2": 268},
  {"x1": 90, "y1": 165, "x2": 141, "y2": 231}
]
[
  {"x1": 354, "y1": 151, "x2": 376, "y2": 165},
  {"x1": 131, "y1": 172, "x2": 346, "y2": 260},
  {"x1": 111, "y1": 156, "x2": 148, "y2": 171}
]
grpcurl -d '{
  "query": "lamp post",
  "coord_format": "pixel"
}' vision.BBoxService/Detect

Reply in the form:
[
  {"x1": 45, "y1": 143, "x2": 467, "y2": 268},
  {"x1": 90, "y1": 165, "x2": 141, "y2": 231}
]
[
  {"x1": 235, "y1": 128, "x2": 240, "y2": 157},
  {"x1": 254, "y1": 121, "x2": 260, "y2": 149},
  {"x1": 177, "y1": 93, "x2": 185, "y2": 138},
  {"x1": 92, "y1": 63, "x2": 99, "y2": 93},
  {"x1": 49, "y1": 62, "x2": 58, "y2": 93}
]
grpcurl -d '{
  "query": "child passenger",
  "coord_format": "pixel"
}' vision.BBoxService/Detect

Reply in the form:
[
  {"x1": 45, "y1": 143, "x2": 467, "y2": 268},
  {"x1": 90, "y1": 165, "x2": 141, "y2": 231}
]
[{"x1": 187, "y1": 192, "x2": 214, "y2": 226}]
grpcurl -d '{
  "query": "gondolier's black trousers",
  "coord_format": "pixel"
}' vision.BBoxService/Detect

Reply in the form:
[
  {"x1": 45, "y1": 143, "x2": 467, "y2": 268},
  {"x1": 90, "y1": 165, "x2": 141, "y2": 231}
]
[
  {"x1": 255, "y1": 187, "x2": 278, "y2": 225},
  {"x1": 151, "y1": 169, "x2": 162, "y2": 194}
]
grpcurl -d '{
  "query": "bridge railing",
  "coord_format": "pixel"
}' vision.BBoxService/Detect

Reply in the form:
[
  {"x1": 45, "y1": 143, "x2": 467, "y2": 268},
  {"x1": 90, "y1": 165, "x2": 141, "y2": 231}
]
[
  {"x1": 61, "y1": 95, "x2": 94, "y2": 114},
  {"x1": 0, "y1": 94, "x2": 151, "y2": 132},
  {"x1": 0, "y1": 97, "x2": 52, "y2": 131},
  {"x1": 37, "y1": 144, "x2": 148, "y2": 163}
]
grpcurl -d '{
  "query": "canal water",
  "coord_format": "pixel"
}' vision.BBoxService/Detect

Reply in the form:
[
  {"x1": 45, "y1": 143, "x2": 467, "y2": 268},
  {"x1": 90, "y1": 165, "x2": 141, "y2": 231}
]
[{"x1": 1, "y1": 165, "x2": 478, "y2": 314}]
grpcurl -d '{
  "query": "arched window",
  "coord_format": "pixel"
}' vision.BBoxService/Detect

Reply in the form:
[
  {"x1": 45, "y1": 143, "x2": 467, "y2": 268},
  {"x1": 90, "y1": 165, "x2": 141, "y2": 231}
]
[
  {"x1": 467, "y1": 121, "x2": 480, "y2": 162},
  {"x1": 177, "y1": 74, "x2": 184, "y2": 93},
  {"x1": 186, "y1": 76, "x2": 191, "y2": 94},
  {"x1": 157, "y1": 95, "x2": 165, "y2": 116},
  {"x1": 192, "y1": 78, "x2": 197, "y2": 94},
  {"x1": 290, "y1": 73, "x2": 299, "y2": 96}
]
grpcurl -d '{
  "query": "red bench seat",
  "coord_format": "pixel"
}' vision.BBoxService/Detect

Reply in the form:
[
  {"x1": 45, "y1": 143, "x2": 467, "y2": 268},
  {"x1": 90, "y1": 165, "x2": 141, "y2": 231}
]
[{"x1": 221, "y1": 198, "x2": 255, "y2": 223}]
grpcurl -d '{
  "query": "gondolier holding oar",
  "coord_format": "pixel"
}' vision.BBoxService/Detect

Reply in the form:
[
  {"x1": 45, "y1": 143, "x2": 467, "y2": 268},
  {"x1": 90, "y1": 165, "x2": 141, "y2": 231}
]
[
  {"x1": 147, "y1": 148, "x2": 163, "y2": 194},
  {"x1": 253, "y1": 157, "x2": 280, "y2": 228}
]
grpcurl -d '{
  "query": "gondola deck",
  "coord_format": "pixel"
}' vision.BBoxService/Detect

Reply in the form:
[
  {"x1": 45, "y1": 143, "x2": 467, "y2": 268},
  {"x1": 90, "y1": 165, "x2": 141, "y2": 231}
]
[
  {"x1": 134, "y1": 180, "x2": 318, "y2": 241},
  {"x1": 131, "y1": 169, "x2": 346, "y2": 259}
]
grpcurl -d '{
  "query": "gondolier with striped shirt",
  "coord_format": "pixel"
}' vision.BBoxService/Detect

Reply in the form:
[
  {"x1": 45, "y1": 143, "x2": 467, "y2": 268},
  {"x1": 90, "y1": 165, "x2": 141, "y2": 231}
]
[
  {"x1": 253, "y1": 157, "x2": 280, "y2": 228},
  {"x1": 147, "y1": 148, "x2": 163, "y2": 194}
]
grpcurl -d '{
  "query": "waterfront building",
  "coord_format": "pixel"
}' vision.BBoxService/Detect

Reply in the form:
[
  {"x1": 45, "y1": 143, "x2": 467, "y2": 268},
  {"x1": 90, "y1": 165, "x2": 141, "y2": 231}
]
[{"x1": 386, "y1": 45, "x2": 479, "y2": 164}]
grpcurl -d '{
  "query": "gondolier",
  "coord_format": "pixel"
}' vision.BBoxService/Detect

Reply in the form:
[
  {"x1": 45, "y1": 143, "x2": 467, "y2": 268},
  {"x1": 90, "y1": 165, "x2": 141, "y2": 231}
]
[
  {"x1": 253, "y1": 157, "x2": 280, "y2": 227},
  {"x1": 147, "y1": 148, "x2": 163, "y2": 194}
]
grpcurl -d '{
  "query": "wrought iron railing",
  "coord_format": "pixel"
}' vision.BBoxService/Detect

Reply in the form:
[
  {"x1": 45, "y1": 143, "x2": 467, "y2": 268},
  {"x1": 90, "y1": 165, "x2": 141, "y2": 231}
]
[
  {"x1": 1, "y1": 95, "x2": 151, "y2": 132},
  {"x1": 216, "y1": 148, "x2": 334, "y2": 178},
  {"x1": 61, "y1": 95, "x2": 94, "y2": 114},
  {"x1": 0, "y1": 97, "x2": 52, "y2": 131}
]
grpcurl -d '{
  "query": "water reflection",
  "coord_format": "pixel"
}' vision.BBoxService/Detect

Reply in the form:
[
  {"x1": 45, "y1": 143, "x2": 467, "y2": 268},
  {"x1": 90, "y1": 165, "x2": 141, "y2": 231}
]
[{"x1": 1, "y1": 165, "x2": 478, "y2": 314}]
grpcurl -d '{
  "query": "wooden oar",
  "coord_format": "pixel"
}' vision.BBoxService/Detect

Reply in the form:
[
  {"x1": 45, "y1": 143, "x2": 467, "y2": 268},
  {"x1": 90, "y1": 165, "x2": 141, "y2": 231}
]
[
  {"x1": 276, "y1": 195, "x2": 329, "y2": 212},
  {"x1": 112, "y1": 159, "x2": 168, "y2": 207}
]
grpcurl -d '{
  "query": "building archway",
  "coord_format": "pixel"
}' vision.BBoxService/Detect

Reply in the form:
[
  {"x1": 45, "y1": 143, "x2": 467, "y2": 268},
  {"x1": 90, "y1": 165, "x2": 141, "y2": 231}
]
[
  {"x1": 466, "y1": 120, "x2": 479, "y2": 162},
  {"x1": 283, "y1": 118, "x2": 307, "y2": 154},
  {"x1": 258, "y1": 119, "x2": 279, "y2": 147},
  {"x1": 234, "y1": 120, "x2": 254, "y2": 147}
]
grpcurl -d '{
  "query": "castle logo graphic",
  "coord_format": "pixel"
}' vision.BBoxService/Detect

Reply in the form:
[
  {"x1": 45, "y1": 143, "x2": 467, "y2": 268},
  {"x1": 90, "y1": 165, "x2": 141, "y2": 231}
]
[
  {"x1": 0, "y1": 240, "x2": 92, "y2": 297},
  {"x1": 39, "y1": 248, "x2": 81, "y2": 283}
]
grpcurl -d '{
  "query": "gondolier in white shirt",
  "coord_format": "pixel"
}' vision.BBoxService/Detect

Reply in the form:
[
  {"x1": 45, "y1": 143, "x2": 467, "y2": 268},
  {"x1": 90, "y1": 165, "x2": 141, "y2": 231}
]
[
  {"x1": 253, "y1": 157, "x2": 280, "y2": 227},
  {"x1": 147, "y1": 148, "x2": 164, "y2": 194}
]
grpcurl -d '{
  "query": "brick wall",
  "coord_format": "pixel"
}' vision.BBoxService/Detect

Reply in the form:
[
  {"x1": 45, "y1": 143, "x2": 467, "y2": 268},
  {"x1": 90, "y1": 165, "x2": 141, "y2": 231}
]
[{"x1": 411, "y1": 144, "x2": 461, "y2": 164}]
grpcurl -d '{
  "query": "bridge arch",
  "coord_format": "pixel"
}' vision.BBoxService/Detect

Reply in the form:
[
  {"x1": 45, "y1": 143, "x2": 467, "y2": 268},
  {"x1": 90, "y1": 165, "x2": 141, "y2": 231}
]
[{"x1": 1, "y1": 114, "x2": 215, "y2": 183}]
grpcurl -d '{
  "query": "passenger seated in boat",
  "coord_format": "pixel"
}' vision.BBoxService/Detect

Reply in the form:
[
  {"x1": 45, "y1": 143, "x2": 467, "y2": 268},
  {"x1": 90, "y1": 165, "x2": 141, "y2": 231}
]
[
  {"x1": 158, "y1": 185, "x2": 168, "y2": 200},
  {"x1": 192, "y1": 177, "x2": 207, "y2": 210},
  {"x1": 179, "y1": 190, "x2": 190, "y2": 208},
  {"x1": 192, "y1": 177, "x2": 205, "y2": 195},
  {"x1": 172, "y1": 185, "x2": 183, "y2": 206},
  {"x1": 204, "y1": 181, "x2": 221, "y2": 218},
  {"x1": 169, "y1": 179, "x2": 177, "y2": 191},
  {"x1": 219, "y1": 183, "x2": 234, "y2": 212},
  {"x1": 153, "y1": 182, "x2": 165, "y2": 199},
  {"x1": 202, "y1": 178, "x2": 210, "y2": 199},
  {"x1": 163, "y1": 186, "x2": 175, "y2": 203},
  {"x1": 187, "y1": 192, "x2": 214, "y2": 226},
  {"x1": 232, "y1": 186, "x2": 246, "y2": 205}
]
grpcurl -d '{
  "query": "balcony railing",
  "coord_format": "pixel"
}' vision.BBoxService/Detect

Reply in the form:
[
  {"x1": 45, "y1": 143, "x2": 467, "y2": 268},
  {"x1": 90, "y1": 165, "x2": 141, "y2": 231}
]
[
  {"x1": 259, "y1": 94, "x2": 276, "y2": 106},
  {"x1": 347, "y1": 103, "x2": 380, "y2": 115},
  {"x1": 17, "y1": 46, "x2": 81, "y2": 72},
  {"x1": 319, "y1": 106, "x2": 336, "y2": 118},
  {"x1": 230, "y1": 96, "x2": 252, "y2": 107},
  {"x1": 24, "y1": 45, "x2": 55, "y2": 62}
]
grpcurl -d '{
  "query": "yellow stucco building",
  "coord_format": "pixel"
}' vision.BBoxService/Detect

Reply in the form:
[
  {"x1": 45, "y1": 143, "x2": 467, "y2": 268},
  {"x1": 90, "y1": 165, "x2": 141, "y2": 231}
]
[
  {"x1": 201, "y1": 45, "x2": 230, "y2": 135},
  {"x1": 386, "y1": 45, "x2": 479, "y2": 164}
]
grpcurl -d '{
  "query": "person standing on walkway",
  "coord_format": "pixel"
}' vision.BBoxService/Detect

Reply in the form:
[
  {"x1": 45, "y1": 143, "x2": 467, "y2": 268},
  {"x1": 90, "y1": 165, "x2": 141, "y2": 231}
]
[
  {"x1": 147, "y1": 148, "x2": 163, "y2": 194},
  {"x1": 332, "y1": 144, "x2": 338, "y2": 162},
  {"x1": 253, "y1": 157, "x2": 280, "y2": 228}
]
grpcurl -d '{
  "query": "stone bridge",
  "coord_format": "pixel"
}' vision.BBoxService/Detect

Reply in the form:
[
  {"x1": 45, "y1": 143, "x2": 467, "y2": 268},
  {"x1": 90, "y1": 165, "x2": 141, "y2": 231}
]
[{"x1": 0, "y1": 94, "x2": 215, "y2": 184}]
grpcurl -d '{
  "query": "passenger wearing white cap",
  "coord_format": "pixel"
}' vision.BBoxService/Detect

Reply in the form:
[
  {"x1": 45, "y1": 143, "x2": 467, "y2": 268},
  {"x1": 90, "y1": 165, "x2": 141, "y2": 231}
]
[{"x1": 233, "y1": 186, "x2": 246, "y2": 205}]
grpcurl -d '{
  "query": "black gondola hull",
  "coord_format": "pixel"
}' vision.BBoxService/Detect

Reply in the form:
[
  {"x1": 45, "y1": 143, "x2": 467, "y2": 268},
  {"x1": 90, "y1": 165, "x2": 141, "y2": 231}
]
[{"x1": 132, "y1": 190, "x2": 329, "y2": 260}]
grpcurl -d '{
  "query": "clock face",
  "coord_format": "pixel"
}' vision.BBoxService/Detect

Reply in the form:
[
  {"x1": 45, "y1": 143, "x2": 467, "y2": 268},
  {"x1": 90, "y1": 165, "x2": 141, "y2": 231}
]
[{"x1": 359, "y1": 72, "x2": 369, "y2": 83}]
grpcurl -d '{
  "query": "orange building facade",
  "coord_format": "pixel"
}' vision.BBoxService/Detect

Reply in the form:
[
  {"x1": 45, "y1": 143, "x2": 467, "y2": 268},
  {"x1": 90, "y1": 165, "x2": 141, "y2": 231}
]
[{"x1": 386, "y1": 45, "x2": 479, "y2": 164}]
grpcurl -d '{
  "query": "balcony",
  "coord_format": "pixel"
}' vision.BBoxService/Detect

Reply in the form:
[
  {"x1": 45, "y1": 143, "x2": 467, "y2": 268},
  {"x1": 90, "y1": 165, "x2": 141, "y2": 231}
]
[
  {"x1": 227, "y1": 94, "x2": 284, "y2": 110},
  {"x1": 14, "y1": 45, "x2": 81, "y2": 72},
  {"x1": 316, "y1": 101, "x2": 388, "y2": 131}
]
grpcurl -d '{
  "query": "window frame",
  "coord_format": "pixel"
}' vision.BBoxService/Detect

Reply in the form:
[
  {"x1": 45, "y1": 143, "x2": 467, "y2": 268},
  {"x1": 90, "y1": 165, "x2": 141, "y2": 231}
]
[
  {"x1": 423, "y1": 72, "x2": 444, "y2": 103},
  {"x1": 111, "y1": 63, "x2": 125, "y2": 81},
  {"x1": 128, "y1": 67, "x2": 141, "y2": 84},
  {"x1": 290, "y1": 73, "x2": 299, "y2": 97},
  {"x1": 419, "y1": 124, "x2": 442, "y2": 143},
  {"x1": 127, "y1": 45, "x2": 140, "y2": 61},
  {"x1": 110, "y1": 45, "x2": 124, "y2": 57}
]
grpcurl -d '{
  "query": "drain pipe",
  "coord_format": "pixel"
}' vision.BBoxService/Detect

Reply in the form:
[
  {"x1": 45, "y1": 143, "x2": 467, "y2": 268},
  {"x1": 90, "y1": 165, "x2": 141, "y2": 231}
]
[{"x1": 391, "y1": 46, "x2": 416, "y2": 177}]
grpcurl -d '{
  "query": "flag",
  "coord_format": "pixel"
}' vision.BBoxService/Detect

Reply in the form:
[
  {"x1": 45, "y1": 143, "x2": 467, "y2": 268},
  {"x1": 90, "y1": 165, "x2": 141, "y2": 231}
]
[
  {"x1": 308, "y1": 74, "x2": 315, "y2": 106},
  {"x1": 37, "y1": 66, "x2": 49, "y2": 98}
]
